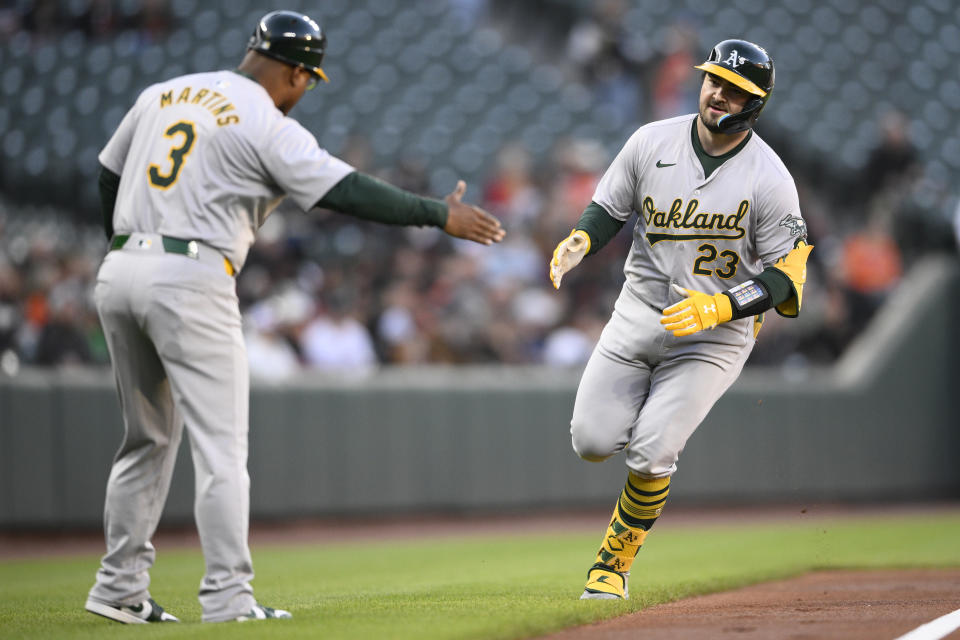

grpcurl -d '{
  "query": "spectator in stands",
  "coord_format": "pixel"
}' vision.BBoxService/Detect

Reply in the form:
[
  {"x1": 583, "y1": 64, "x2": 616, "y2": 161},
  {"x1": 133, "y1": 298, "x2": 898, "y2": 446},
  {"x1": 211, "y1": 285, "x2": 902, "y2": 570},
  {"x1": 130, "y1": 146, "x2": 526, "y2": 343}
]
[
  {"x1": 34, "y1": 286, "x2": 93, "y2": 366},
  {"x1": 21, "y1": 0, "x2": 59, "y2": 39},
  {"x1": 566, "y1": 0, "x2": 645, "y2": 128},
  {"x1": 300, "y1": 289, "x2": 378, "y2": 372},
  {"x1": 73, "y1": 0, "x2": 117, "y2": 40},
  {"x1": 0, "y1": 259, "x2": 22, "y2": 360},
  {"x1": 840, "y1": 214, "x2": 903, "y2": 331},
  {"x1": 542, "y1": 310, "x2": 604, "y2": 368},
  {"x1": 651, "y1": 22, "x2": 699, "y2": 120},
  {"x1": 483, "y1": 143, "x2": 543, "y2": 232},
  {"x1": 863, "y1": 110, "x2": 919, "y2": 196}
]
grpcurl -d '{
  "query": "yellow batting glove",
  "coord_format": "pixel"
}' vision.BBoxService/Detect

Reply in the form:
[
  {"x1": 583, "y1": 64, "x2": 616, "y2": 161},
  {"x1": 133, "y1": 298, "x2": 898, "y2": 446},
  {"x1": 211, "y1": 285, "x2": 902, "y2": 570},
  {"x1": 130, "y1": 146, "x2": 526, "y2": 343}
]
[
  {"x1": 660, "y1": 284, "x2": 733, "y2": 337},
  {"x1": 550, "y1": 230, "x2": 590, "y2": 289}
]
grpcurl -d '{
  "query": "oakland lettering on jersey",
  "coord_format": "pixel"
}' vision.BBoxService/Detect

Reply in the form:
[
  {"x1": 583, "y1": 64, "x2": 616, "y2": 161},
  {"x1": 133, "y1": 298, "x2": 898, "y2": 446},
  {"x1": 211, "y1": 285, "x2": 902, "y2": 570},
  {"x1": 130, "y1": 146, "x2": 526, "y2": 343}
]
[
  {"x1": 159, "y1": 86, "x2": 239, "y2": 127},
  {"x1": 641, "y1": 196, "x2": 748, "y2": 246}
]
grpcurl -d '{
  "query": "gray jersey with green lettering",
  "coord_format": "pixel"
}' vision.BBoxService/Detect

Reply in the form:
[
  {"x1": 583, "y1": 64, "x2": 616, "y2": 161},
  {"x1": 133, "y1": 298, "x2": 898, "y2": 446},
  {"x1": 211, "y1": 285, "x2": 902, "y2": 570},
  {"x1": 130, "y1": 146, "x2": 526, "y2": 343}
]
[
  {"x1": 98, "y1": 70, "x2": 354, "y2": 271},
  {"x1": 592, "y1": 114, "x2": 806, "y2": 312}
]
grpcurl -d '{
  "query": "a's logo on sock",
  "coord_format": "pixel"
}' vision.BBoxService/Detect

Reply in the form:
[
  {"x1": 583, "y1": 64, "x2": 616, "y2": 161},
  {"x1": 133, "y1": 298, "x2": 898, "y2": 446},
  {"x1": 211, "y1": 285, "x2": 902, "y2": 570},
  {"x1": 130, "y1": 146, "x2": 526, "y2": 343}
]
[{"x1": 607, "y1": 536, "x2": 625, "y2": 552}]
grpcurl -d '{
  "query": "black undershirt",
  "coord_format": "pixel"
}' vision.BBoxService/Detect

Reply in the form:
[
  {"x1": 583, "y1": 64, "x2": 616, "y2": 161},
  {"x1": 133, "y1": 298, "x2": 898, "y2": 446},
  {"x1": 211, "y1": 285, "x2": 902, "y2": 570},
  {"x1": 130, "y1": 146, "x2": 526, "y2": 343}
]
[{"x1": 690, "y1": 118, "x2": 752, "y2": 179}]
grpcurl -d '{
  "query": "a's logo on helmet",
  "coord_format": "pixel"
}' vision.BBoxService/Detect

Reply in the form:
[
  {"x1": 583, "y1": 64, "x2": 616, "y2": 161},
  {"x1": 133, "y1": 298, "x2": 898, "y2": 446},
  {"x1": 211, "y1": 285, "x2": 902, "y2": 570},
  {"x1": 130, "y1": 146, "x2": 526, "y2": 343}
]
[{"x1": 724, "y1": 50, "x2": 747, "y2": 68}]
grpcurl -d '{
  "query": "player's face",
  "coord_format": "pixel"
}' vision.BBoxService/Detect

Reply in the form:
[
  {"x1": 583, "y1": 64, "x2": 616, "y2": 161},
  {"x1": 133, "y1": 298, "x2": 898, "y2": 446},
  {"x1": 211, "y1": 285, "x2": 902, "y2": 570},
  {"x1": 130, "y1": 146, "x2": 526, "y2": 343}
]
[
  {"x1": 698, "y1": 73, "x2": 752, "y2": 133},
  {"x1": 278, "y1": 67, "x2": 319, "y2": 114}
]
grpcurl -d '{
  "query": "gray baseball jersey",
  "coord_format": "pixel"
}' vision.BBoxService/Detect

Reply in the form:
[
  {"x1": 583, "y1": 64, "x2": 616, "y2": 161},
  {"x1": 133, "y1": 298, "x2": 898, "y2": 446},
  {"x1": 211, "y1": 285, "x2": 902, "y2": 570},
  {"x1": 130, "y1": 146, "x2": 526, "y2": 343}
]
[
  {"x1": 570, "y1": 113, "x2": 806, "y2": 479},
  {"x1": 593, "y1": 113, "x2": 804, "y2": 314},
  {"x1": 89, "y1": 70, "x2": 352, "y2": 622},
  {"x1": 99, "y1": 70, "x2": 354, "y2": 271}
]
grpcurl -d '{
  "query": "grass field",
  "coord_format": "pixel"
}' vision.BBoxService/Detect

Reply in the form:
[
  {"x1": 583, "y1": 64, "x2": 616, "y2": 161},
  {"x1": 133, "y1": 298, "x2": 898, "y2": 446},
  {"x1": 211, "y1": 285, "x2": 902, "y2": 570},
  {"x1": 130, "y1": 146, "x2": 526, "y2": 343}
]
[{"x1": 1, "y1": 511, "x2": 959, "y2": 639}]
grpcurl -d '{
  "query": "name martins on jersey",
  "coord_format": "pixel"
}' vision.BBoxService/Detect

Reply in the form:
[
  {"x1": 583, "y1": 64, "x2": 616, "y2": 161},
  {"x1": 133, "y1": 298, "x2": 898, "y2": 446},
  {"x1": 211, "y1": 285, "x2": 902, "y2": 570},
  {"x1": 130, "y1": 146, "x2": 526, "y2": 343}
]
[
  {"x1": 158, "y1": 85, "x2": 239, "y2": 127},
  {"x1": 640, "y1": 196, "x2": 807, "y2": 248}
]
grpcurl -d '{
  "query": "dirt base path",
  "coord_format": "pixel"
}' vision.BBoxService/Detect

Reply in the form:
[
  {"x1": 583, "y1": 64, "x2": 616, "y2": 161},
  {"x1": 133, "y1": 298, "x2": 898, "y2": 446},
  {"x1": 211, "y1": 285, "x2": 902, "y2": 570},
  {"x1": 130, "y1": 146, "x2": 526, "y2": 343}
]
[{"x1": 539, "y1": 568, "x2": 960, "y2": 640}]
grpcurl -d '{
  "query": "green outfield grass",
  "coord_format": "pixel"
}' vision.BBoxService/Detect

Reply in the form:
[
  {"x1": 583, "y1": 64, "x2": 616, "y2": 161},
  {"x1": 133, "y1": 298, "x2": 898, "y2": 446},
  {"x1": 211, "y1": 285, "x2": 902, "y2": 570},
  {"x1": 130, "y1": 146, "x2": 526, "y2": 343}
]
[{"x1": 1, "y1": 511, "x2": 959, "y2": 639}]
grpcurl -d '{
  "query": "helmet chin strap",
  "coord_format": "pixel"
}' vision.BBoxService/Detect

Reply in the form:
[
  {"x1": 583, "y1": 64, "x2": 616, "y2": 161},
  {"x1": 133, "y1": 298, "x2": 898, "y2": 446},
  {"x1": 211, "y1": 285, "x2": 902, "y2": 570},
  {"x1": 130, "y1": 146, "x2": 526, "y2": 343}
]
[{"x1": 717, "y1": 97, "x2": 766, "y2": 133}]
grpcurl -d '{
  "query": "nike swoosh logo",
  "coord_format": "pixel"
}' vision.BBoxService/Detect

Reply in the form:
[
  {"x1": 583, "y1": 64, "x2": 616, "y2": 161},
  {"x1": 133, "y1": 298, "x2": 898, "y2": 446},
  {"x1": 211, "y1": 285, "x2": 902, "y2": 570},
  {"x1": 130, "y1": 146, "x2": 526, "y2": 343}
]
[
  {"x1": 656, "y1": 160, "x2": 676, "y2": 168},
  {"x1": 597, "y1": 575, "x2": 609, "y2": 583}
]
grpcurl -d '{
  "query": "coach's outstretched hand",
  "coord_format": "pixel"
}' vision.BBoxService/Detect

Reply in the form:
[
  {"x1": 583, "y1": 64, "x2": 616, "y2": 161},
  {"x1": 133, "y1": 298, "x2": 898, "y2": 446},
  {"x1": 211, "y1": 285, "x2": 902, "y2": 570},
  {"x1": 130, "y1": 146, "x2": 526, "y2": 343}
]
[{"x1": 444, "y1": 181, "x2": 505, "y2": 245}]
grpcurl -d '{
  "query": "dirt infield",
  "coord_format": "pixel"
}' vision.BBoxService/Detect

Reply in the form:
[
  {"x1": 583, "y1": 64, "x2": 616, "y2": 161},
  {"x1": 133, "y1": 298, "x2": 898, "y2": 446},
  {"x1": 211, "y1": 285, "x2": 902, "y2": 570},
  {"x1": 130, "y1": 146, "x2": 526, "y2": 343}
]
[{"x1": 538, "y1": 568, "x2": 960, "y2": 640}]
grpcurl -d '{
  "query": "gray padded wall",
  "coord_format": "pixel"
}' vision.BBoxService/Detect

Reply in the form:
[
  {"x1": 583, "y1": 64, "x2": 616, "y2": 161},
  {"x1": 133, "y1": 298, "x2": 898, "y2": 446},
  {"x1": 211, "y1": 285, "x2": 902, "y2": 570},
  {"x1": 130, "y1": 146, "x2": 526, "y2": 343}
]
[{"x1": 1, "y1": 258, "x2": 957, "y2": 528}]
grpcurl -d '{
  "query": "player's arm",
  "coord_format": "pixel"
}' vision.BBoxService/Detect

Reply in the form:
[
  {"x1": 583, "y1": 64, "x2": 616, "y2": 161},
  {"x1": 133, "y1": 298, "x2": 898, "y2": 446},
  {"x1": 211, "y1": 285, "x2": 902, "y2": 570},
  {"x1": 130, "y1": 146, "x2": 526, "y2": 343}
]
[
  {"x1": 551, "y1": 127, "x2": 643, "y2": 289},
  {"x1": 316, "y1": 171, "x2": 504, "y2": 245},
  {"x1": 97, "y1": 94, "x2": 144, "y2": 241},
  {"x1": 550, "y1": 202, "x2": 625, "y2": 289},
  {"x1": 98, "y1": 164, "x2": 121, "y2": 240},
  {"x1": 660, "y1": 241, "x2": 813, "y2": 337}
]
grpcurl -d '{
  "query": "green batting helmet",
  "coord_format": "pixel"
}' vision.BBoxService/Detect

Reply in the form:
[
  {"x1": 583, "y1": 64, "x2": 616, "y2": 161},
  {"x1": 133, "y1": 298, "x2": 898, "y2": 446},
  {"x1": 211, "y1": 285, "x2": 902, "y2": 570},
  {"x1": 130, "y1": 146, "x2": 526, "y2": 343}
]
[{"x1": 695, "y1": 39, "x2": 775, "y2": 133}]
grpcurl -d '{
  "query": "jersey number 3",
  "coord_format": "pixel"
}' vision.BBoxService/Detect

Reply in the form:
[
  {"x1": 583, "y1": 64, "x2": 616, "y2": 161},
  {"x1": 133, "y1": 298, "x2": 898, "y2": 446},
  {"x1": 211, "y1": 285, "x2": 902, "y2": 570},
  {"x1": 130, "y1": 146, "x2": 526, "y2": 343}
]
[
  {"x1": 693, "y1": 242, "x2": 739, "y2": 279},
  {"x1": 148, "y1": 121, "x2": 196, "y2": 190}
]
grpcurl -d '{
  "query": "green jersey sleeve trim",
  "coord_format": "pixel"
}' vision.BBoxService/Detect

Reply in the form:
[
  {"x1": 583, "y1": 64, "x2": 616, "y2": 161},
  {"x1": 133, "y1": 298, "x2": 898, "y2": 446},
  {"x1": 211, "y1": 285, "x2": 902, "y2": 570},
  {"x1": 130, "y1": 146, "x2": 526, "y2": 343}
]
[
  {"x1": 316, "y1": 171, "x2": 448, "y2": 228},
  {"x1": 98, "y1": 164, "x2": 121, "y2": 241},
  {"x1": 575, "y1": 201, "x2": 626, "y2": 255}
]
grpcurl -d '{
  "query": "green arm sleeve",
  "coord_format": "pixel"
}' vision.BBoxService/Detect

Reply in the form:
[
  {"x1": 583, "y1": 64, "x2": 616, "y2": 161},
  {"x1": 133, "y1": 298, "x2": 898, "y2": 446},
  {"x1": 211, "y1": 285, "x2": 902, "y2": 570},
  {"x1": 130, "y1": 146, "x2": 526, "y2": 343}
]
[
  {"x1": 575, "y1": 201, "x2": 626, "y2": 255},
  {"x1": 756, "y1": 267, "x2": 795, "y2": 308},
  {"x1": 722, "y1": 267, "x2": 795, "y2": 320},
  {"x1": 98, "y1": 165, "x2": 120, "y2": 240},
  {"x1": 316, "y1": 171, "x2": 448, "y2": 228}
]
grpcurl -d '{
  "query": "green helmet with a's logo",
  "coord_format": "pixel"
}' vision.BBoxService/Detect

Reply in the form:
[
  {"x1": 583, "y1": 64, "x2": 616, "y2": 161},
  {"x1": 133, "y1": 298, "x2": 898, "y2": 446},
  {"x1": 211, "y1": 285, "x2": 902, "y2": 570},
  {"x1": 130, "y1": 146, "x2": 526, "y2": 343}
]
[
  {"x1": 248, "y1": 10, "x2": 328, "y2": 83},
  {"x1": 695, "y1": 39, "x2": 775, "y2": 133}
]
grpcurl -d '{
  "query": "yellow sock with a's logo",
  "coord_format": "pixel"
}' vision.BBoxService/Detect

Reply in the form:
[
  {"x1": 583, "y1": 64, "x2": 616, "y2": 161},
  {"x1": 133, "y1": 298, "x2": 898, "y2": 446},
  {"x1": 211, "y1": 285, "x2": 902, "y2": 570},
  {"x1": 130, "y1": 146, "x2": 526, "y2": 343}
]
[{"x1": 594, "y1": 473, "x2": 670, "y2": 573}]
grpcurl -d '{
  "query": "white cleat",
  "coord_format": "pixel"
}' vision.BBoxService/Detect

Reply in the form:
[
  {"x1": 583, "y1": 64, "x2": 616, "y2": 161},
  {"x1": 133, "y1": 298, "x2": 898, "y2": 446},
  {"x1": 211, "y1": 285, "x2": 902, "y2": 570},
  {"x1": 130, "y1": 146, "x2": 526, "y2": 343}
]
[
  {"x1": 85, "y1": 597, "x2": 180, "y2": 623},
  {"x1": 235, "y1": 603, "x2": 292, "y2": 621}
]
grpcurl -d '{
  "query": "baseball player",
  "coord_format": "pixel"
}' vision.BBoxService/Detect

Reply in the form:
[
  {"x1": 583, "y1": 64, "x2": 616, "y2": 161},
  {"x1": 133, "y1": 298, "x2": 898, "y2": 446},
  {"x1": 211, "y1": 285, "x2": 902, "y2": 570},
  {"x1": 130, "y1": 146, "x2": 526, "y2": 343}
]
[
  {"x1": 550, "y1": 39, "x2": 811, "y2": 600},
  {"x1": 85, "y1": 10, "x2": 504, "y2": 624}
]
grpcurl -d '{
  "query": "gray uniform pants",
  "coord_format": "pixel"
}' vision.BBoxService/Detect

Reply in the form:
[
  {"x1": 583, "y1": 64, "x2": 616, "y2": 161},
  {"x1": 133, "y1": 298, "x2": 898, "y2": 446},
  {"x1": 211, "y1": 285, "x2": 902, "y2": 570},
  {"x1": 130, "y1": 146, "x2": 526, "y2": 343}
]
[
  {"x1": 571, "y1": 284, "x2": 754, "y2": 478},
  {"x1": 88, "y1": 237, "x2": 255, "y2": 622}
]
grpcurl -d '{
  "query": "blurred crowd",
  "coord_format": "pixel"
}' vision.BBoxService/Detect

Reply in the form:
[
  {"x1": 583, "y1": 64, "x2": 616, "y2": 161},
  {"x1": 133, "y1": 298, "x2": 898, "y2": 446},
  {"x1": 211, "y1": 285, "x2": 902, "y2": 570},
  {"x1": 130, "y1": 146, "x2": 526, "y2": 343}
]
[
  {"x1": 1, "y1": 0, "x2": 957, "y2": 380},
  {"x1": 0, "y1": 0, "x2": 174, "y2": 44}
]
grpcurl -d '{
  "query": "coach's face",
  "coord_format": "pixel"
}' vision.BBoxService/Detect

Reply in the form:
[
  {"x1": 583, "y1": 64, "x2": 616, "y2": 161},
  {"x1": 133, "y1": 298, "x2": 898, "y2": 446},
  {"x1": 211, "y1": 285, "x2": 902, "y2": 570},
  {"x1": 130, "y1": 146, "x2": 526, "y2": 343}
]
[
  {"x1": 278, "y1": 65, "x2": 319, "y2": 115},
  {"x1": 698, "y1": 73, "x2": 751, "y2": 133}
]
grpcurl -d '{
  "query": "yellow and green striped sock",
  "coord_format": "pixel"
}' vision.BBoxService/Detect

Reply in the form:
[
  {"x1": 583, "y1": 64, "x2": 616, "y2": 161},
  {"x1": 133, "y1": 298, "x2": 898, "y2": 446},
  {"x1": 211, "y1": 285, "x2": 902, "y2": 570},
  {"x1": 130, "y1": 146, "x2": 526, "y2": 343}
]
[{"x1": 594, "y1": 473, "x2": 670, "y2": 573}]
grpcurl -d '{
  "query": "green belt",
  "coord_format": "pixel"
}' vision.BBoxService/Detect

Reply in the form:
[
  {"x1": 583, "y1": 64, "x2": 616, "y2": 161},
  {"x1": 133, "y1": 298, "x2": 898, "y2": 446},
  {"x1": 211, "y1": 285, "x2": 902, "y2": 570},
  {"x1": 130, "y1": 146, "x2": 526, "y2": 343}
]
[
  {"x1": 110, "y1": 234, "x2": 235, "y2": 276},
  {"x1": 111, "y1": 234, "x2": 194, "y2": 255}
]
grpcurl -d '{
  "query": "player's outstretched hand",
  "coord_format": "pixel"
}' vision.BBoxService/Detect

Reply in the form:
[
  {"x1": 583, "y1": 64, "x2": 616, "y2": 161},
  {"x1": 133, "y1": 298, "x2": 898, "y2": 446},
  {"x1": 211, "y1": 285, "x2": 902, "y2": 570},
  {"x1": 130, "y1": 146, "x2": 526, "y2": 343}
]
[
  {"x1": 550, "y1": 230, "x2": 590, "y2": 289},
  {"x1": 660, "y1": 284, "x2": 733, "y2": 337},
  {"x1": 443, "y1": 181, "x2": 505, "y2": 245}
]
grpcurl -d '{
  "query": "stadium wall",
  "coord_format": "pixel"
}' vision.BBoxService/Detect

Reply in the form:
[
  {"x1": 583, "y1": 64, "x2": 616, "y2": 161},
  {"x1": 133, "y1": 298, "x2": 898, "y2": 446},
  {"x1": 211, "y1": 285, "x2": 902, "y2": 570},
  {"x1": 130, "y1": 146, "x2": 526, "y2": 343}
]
[{"x1": 1, "y1": 257, "x2": 957, "y2": 529}]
